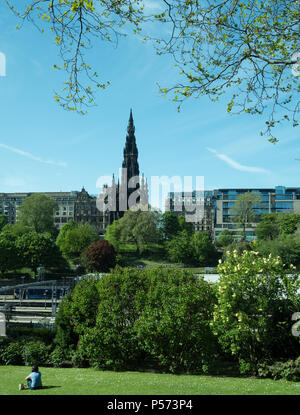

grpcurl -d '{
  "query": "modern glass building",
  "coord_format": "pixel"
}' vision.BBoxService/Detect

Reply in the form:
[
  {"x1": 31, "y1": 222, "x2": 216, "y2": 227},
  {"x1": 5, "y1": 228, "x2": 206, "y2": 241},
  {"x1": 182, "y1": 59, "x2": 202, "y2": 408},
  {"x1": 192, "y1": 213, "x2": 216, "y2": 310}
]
[
  {"x1": 167, "y1": 186, "x2": 300, "y2": 241},
  {"x1": 215, "y1": 186, "x2": 300, "y2": 240}
]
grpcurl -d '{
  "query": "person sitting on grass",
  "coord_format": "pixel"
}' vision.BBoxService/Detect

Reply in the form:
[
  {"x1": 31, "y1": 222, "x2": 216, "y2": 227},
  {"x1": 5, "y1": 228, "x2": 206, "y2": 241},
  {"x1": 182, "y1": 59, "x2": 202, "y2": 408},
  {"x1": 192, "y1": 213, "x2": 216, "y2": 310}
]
[{"x1": 19, "y1": 365, "x2": 42, "y2": 390}]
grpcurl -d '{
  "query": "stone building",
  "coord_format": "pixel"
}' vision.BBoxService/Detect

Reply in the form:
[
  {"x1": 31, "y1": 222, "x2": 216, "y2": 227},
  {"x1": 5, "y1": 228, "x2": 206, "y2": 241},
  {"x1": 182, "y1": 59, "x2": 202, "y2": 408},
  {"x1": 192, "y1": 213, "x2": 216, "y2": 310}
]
[
  {"x1": 0, "y1": 110, "x2": 148, "y2": 234},
  {"x1": 166, "y1": 190, "x2": 217, "y2": 237}
]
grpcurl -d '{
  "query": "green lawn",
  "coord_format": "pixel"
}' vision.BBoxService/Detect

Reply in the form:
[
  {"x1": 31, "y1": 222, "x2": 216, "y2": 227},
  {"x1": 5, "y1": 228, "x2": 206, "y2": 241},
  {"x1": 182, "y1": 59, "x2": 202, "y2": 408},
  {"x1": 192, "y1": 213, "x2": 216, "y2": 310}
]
[{"x1": 0, "y1": 366, "x2": 299, "y2": 395}]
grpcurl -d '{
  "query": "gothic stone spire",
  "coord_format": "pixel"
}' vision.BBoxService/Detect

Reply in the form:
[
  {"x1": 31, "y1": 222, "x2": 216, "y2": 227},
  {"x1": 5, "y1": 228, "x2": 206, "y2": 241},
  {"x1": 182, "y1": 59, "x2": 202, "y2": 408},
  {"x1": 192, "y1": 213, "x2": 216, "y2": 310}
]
[{"x1": 122, "y1": 109, "x2": 139, "y2": 180}]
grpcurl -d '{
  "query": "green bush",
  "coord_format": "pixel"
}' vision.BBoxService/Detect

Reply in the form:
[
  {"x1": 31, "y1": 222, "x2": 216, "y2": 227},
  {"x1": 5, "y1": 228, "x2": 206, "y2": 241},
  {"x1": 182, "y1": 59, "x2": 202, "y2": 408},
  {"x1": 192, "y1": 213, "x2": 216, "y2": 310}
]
[
  {"x1": 257, "y1": 358, "x2": 300, "y2": 381},
  {"x1": 0, "y1": 341, "x2": 24, "y2": 365},
  {"x1": 134, "y1": 269, "x2": 218, "y2": 373},
  {"x1": 54, "y1": 294, "x2": 79, "y2": 352},
  {"x1": 74, "y1": 267, "x2": 218, "y2": 373},
  {"x1": 256, "y1": 235, "x2": 300, "y2": 268},
  {"x1": 7, "y1": 327, "x2": 56, "y2": 344},
  {"x1": 70, "y1": 349, "x2": 89, "y2": 368},
  {"x1": 49, "y1": 347, "x2": 68, "y2": 368},
  {"x1": 0, "y1": 337, "x2": 12, "y2": 365},
  {"x1": 22, "y1": 340, "x2": 52, "y2": 366},
  {"x1": 222, "y1": 241, "x2": 251, "y2": 260},
  {"x1": 78, "y1": 267, "x2": 148, "y2": 370},
  {"x1": 212, "y1": 249, "x2": 300, "y2": 374},
  {"x1": 167, "y1": 231, "x2": 219, "y2": 266}
]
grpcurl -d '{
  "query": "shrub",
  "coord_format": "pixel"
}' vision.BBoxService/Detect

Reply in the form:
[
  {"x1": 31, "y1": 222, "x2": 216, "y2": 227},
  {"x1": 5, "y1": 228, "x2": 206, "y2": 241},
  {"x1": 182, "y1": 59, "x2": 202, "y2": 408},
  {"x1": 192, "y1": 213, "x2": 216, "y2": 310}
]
[
  {"x1": 54, "y1": 293, "x2": 79, "y2": 352},
  {"x1": 256, "y1": 235, "x2": 300, "y2": 268},
  {"x1": 54, "y1": 278, "x2": 101, "y2": 358},
  {"x1": 22, "y1": 340, "x2": 52, "y2": 366},
  {"x1": 257, "y1": 358, "x2": 300, "y2": 381},
  {"x1": 82, "y1": 239, "x2": 116, "y2": 272},
  {"x1": 0, "y1": 337, "x2": 12, "y2": 365},
  {"x1": 0, "y1": 341, "x2": 24, "y2": 365},
  {"x1": 70, "y1": 349, "x2": 89, "y2": 368},
  {"x1": 222, "y1": 241, "x2": 251, "y2": 260},
  {"x1": 67, "y1": 278, "x2": 100, "y2": 335},
  {"x1": 166, "y1": 230, "x2": 195, "y2": 264},
  {"x1": 7, "y1": 327, "x2": 56, "y2": 345},
  {"x1": 167, "y1": 231, "x2": 219, "y2": 266},
  {"x1": 78, "y1": 267, "x2": 218, "y2": 373},
  {"x1": 79, "y1": 267, "x2": 148, "y2": 370},
  {"x1": 212, "y1": 249, "x2": 300, "y2": 374},
  {"x1": 216, "y1": 230, "x2": 234, "y2": 248},
  {"x1": 134, "y1": 268, "x2": 218, "y2": 373},
  {"x1": 49, "y1": 347, "x2": 68, "y2": 368}
]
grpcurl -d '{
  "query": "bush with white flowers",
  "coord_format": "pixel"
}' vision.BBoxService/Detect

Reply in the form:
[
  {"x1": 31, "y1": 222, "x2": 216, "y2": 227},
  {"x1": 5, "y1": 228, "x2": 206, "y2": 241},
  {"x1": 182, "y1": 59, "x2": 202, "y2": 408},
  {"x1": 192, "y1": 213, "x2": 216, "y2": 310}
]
[{"x1": 212, "y1": 249, "x2": 300, "y2": 374}]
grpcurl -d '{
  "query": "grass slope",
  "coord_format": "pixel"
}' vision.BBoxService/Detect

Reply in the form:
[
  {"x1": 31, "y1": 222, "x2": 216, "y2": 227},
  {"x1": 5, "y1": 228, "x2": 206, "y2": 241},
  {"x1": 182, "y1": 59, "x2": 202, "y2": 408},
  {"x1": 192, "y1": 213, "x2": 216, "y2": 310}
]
[{"x1": 0, "y1": 366, "x2": 299, "y2": 395}]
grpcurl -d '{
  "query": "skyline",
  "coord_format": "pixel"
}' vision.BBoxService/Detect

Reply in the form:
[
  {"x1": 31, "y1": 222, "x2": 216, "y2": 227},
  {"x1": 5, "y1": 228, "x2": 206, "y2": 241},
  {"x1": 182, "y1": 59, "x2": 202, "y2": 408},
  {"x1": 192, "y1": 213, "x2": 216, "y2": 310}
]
[{"x1": 0, "y1": 1, "x2": 299, "y2": 202}]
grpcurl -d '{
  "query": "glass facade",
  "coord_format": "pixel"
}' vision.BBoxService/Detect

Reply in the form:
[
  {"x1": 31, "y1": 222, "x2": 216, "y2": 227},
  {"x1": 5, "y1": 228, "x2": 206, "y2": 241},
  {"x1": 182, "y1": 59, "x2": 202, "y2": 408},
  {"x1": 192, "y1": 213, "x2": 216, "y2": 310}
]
[{"x1": 213, "y1": 186, "x2": 300, "y2": 241}]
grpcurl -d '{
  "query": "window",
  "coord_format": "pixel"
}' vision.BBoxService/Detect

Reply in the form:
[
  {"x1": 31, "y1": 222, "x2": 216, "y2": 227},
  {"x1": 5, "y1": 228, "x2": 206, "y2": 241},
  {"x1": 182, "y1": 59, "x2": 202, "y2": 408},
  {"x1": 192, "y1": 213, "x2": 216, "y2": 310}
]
[
  {"x1": 276, "y1": 194, "x2": 293, "y2": 200},
  {"x1": 275, "y1": 202, "x2": 293, "y2": 209}
]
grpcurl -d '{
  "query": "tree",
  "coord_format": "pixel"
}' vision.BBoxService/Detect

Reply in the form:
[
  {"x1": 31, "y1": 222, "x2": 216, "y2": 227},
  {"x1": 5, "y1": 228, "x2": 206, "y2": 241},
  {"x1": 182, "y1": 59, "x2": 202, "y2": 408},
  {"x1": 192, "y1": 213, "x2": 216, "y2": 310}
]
[
  {"x1": 216, "y1": 229, "x2": 234, "y2": 248},
  {"x1": 0, "y1": 215, "x2": 8, "y2": 232},
  {"x1": 191, "y1": 232, "x2": 219, "y2": 266},
  {"x1": 166, "y1": 230, "x2": 195, "y2": 264},
  {"x1": 154, "y1": 0, "x2": 300, "y2": 142},
  {"x1": 8, "y1": 1, "x2": 299, "y2": 141},
  {"x1": 213, "y1": 250, "x2": 300, "y2": 373},
  {"x1": 16, "y1": 231, "x2": 66, "y2": 273},
  {"x1": 56, "y1": 220, "x2": 78, "y2": 247},
  {"x1": 105, "y1": 220, "x2": 122, "y2": 251},
  {"x1": 255, "y1": 212, "x2": 300, "y2": 240},
  {"x1": 230, "y1": 192, "x2": 262, "y2": 241},
  {"x1": 177, "y1": 215, "x2": 194, "y2": 235},
  {"x1": 161, "y1": 211, "x2": 180, "y2": 240},
  {"x1": 82, "y1": 239, "x2": 116, "y2": 272},
  {"x1": 167, "y1": 230, "x2": 218, "y2": 266},
  {"x1": 117, "y1": 209, "x2": 161, "y2": 254},
  {"x1": 8, "y1": 0, "x2": 145, "y2": 114},
  {"x1": 0, "y1": 229, "x2": 23, "y2": 274},
  {"x1": 256, "y1": 235, "x2": 300, "y2": 268},
  {"x1": 17, "y1": 193, "x2": 58, "y2": 236},
  {"x1": 255, "y1": 213, "x2": 281, "y2": 240},
  {"x1": 56, "y1": 222, "x2": 99, "y2": 261},
  {"x1": 2, "y1": 222, "x2": 34, "y2": 237},
  {"x1": 279, "y1": 214, "x2": 300, "y2": 236},
  {"x1": 223, "y1": 240, "x2": 251, "y2": 261}
]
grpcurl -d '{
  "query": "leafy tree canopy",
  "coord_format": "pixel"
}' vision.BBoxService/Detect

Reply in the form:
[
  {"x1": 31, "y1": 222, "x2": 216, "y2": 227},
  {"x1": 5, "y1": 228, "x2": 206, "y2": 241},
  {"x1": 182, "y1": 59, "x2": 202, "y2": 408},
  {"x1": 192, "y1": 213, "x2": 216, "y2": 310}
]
[
  {"x1": 0, "y1": 228, "x2": 23, "y2": 274},
  {"x1": 256, "y1": 234, "x2": 300, "y2": 268},
  {"x1": 7, "y1": 0, "x2": 299, "y2": 141},
  {"x1": 16, "y1": 230, "x2": 66, "y2": 273},
  {"x1": 56, "y1": 222, "x2": 99, "y2": 260},
  {"x1": 177, "y1": 215, "x2": 194, "y2": 235},
  {"x1": 255, "y1": 213, "x2": 281, "y2": 241},
  {"x1": 17, "y1": 193, "x2": 58, "y2": 236},
  {"x1": 114, "y1": 209, "x2": 162, "y2": 254},
  {"x1": 230, "y1": 192, "x2": 262, "y2": 240},
  {"x1": 215, "y1": 229, "x2": 234, "y2": 248},
  {"x1": 256, "y1": 212, "x2": 300, "y2": 240},
  {"x1": 0, "y1": 214, "x2": 8, "y2": 232},
  {"x1": 105, "y1": 220, "x2": 122, "y2": 251},
  {"x1": 82, "y1": 239, "x2": 116, "y2": 272},
  {"x1": 161, "y1": 211, "x2": 181, "y2": 240},
  {"x1": 167, "y1": 230, "x2": 219, "y2": 266}
]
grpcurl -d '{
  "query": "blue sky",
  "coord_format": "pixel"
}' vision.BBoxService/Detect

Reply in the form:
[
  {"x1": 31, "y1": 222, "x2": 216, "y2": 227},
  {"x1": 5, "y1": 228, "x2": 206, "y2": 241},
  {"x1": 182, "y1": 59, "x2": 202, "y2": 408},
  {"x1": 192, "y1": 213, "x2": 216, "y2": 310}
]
[{"x1": 0, "y1": 1, "x2": 299, "y2": 209}]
